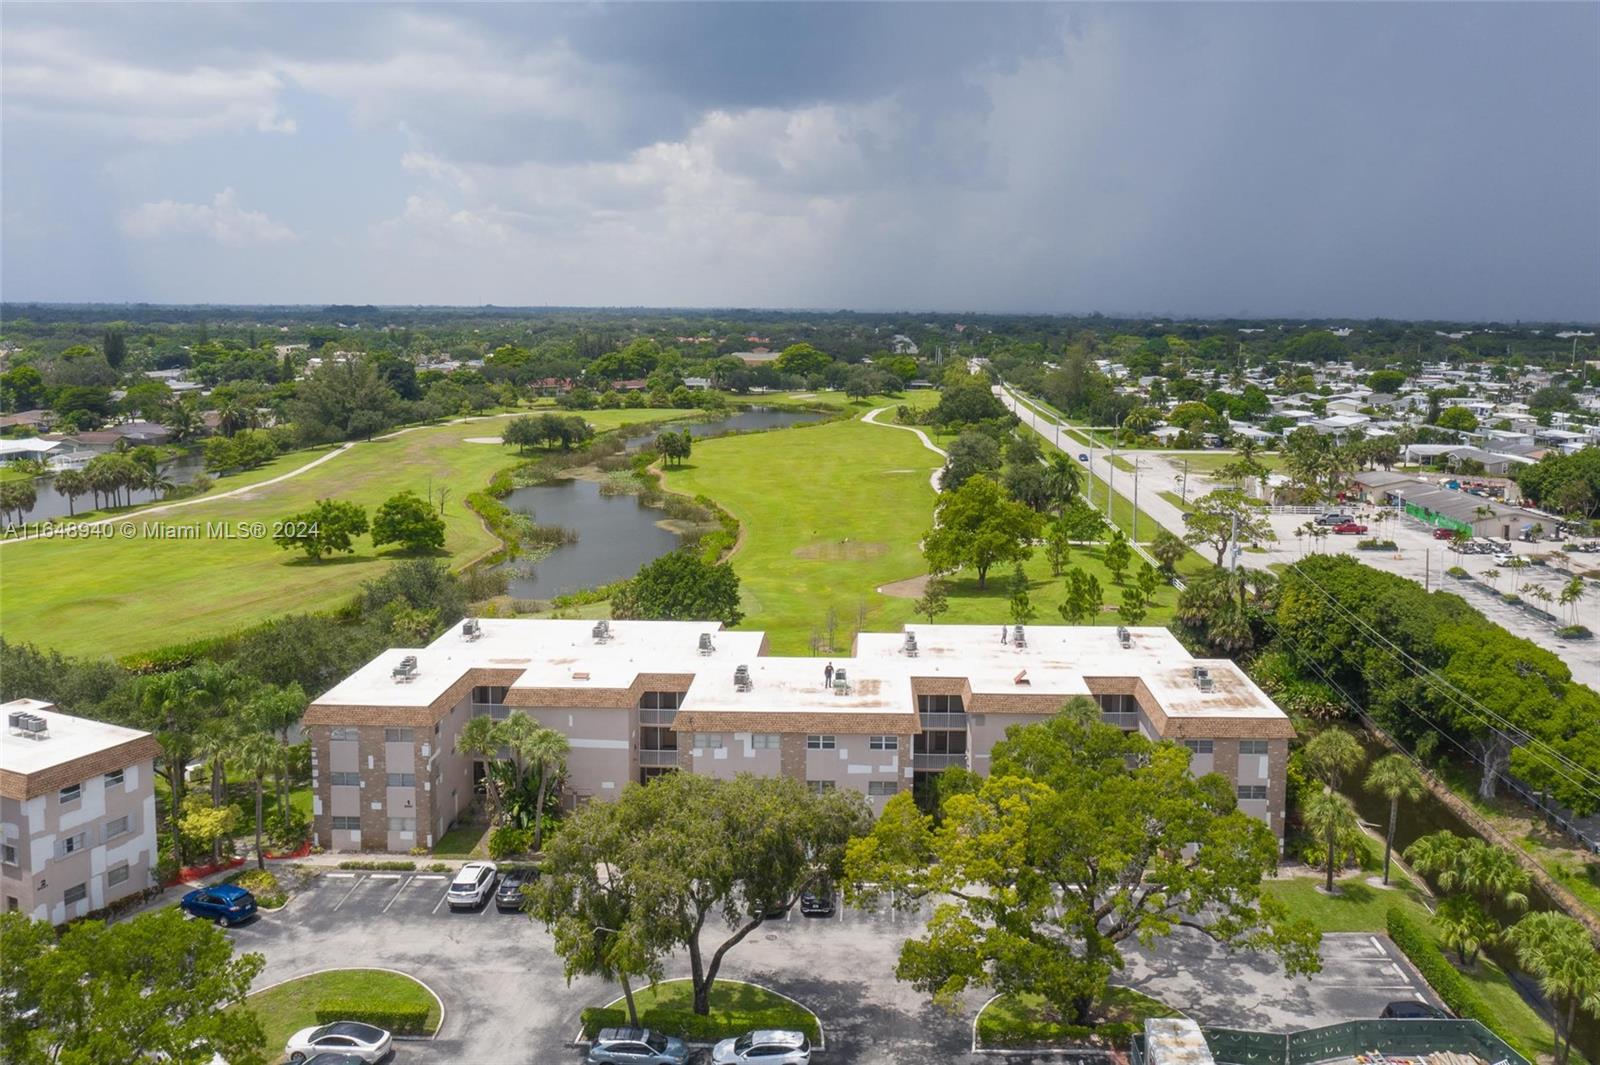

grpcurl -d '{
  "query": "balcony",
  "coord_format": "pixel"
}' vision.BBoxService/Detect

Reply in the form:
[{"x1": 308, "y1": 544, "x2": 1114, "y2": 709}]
[
  {"x1": 472, "y1": 702, "x2": 511, "y2": 720},
  {"x1": 639, "y1": 748, "x2": 679, "y2": 767},
  {"x1": 912, "y1": 751, "x2": 969, "y2": 771}
]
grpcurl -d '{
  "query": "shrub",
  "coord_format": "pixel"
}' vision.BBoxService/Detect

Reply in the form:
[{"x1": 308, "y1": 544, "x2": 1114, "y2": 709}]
[
  {"x1": 1356, "y1": 538, "x2": 1399, "y2": 551},
  {"x1": 487, "y1": 825, "x2": 535, "y2": 860},
  {"x1": 975, "y1": 1009, "x2": 1138, "y2": 1048},
  {"x1": 229, "y1": 869, "x2": 286, "y2": 907},
  {"x1": 1446, "y1": 566, "x2": 1469, "y2": 578},
  {"x1": 1385, "y1": 908, "x2": 1531, "y2": 1056},
  {"x1": 1556, "y1": 624, "x2": 1593, "y2": 639},
  {"x1": 314, "y1": 1002, "x2": 432, "y2": 1035},
  {"x1": 580, "y1": 1005, "x2": 820, "y2": 1043},
  {"x1": 336, "y1": 859, "x2": 416, "y2": 871}
]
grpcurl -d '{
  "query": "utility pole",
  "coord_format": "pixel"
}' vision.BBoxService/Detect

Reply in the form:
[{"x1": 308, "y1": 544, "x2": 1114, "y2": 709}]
[
  {"x1": 1229, "y1": 511, "x2": 1239, "y2": 573},
  {"x1": 1179, "y1": 458, "x2": 1189, "y2": 503},
  {"x1": 1132, "y1": 460, "x2": 1140, "y2": 544}
]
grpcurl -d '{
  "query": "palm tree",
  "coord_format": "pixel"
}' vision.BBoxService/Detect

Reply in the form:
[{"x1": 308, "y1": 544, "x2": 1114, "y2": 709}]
[
  {"x1": 1302, "y1": 786, "x2": 1360, "y2": 893},
  {"x1": 1303, "y1": 728, "x2": 1366, "y2": 790},
  {"x1": 193, "y1": 723, "x2": 242, "y2": 864},
  {"x1": 1043, "y1": 454, "x2": 1082, "y2": 515},
  {"x1": 1364, "y1": 754, "x2": 1424, "y2": 885},
  {"x1": 246, "y1": 684, "x2": 307, "y2": 828},
  {"x1": 54, "y1": 468, "x2": 88, "y2": 517},
  {"x1": 1405, "y1": 830, "x2": 1531, "y2": 910},
  {"x1": 456, "y1": 715, "x2": 505, "y2": 824},
  {"x1": 1433, "y1": 894, "x2": 1501, "y2": 969},
  {"x1": 1559, "y1": 575, "x2": 1586, "y2": 626},
  {"x1": 1504, "y1": 911, "x2": 1600, "y2": 1065},
  {"x1": 233, "y1": 731, "x2": 281, "y2": 870},
  {"x1": 524, "y1": 727, "x2": 570, "y2": 853}
]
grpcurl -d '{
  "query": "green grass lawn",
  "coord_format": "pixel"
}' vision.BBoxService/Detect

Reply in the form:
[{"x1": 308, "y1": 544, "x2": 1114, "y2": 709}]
[
  {"x1": 433, "y1": 819, "x2": 490, "y2": 858},
  {"x1": 0, "y1": 409, "x2": 693, "y2": 658},
  {"x1": 604, "y1": 977, "x2": 818, "y2": 1038},
  {"x1": 976, "y1": 986, "x2": 1177, "y2": 1046},
  {"x1": 242, "y1": 968, "x2": 441, "y2": 1053},
  {"x1": 1170, "y1": 452, "x2": 1287, "y2": 477}
]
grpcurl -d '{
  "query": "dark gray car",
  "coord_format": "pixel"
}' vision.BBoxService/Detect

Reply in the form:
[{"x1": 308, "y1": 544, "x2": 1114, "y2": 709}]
[{"x1": 587, "y1": 1027, "x2": 692, "y2": 1064}]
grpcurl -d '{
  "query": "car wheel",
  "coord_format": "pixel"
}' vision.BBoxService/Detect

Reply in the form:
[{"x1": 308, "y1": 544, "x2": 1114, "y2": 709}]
[
  {"x1": 216, "y1": 915, "x2": 231, "y2": 928},
  {"x1": 288, "y1": 1055, "x2": 306, "y2": 1064}
]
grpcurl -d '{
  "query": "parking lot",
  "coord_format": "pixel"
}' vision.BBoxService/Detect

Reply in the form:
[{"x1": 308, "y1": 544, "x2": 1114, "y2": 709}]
[{"x1": 222, "y1": 868, "x2": 1441, "y2": 1064}]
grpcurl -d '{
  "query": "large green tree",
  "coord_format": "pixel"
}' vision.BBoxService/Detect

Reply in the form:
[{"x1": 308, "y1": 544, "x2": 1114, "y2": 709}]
[
  {"x1": 273, "y1": 498, "x2": 369, "y2": 560},
  {"x1": 1364, "y1": 754, "x2": 1424, "y2": 885},
  {"x1": 923, "y1": 474, "x2": 1042, "y2": 589},
  {"x1": 1183, "y1": 489, "x2": 1276, "y2": 566},
  {"x1": 845, "y1": 711, "x2": 1321, "y2": 1024},
  {"x1": 611, "y1": 549, "x2": 744, "y2": 626},
  {"x1": 1503, "y1": 911, "x2": 1600, "y2": 1065},
  {"x1": 0, "y1": 909, "x2": 266, "y2": 1065},
  {"x1": 371, "y1": 490, "x2": 445, "y2": 554}
]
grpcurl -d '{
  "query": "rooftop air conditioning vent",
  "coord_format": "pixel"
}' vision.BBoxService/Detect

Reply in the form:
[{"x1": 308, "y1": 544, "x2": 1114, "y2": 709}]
[
  {"x1": 592, "y1": 620, "x2": 612, "y2": 644},
  {"x1": 733, "y1": 665, "x2": 752, "y2": 692},
  {"x1": 392, "y1": 655, "x2": 419, "y2": 683},
  {"x1": 8, "y1": 712, "x2": 48, "y2": 739},
  {"x1": 1116, "y1": 626, "x2": 1132, "y2": 649},
  {"x1": 1197, "y1": 674, "x2": 1215, "y2": 693},
  {"x1": 698, "y1": 633, "x2": 716, "y2": 656},
  {"x1": 903, "y1": 632, "x2": 919, "y2": 657},
  {"x1": 1191, "y1": 665, "x2": 1209, "y2": 682},
  {"x1": 832, "y1": 667, "x2": 850, "y2": 696},
  {"x1": 462, "y1": 618, "x2": 482, "y2": 641},
  {"x1": 1012, "y1": 624, "x2": 1026, "y2": 649},
  {"x1": 1013, "y1": 669, "x2": 1030, "y2": 686}
]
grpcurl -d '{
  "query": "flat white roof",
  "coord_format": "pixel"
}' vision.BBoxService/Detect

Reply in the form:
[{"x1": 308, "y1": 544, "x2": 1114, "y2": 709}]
[
  {"x1": 681, "y1": 657, "x2": 914, "y2": 714},
  {"x1": 0, "y1": 700, "x2": 152, "y2": 775}
]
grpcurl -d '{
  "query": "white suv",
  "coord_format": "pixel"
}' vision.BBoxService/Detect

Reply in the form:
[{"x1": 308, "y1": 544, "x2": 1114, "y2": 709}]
[{"x1": 447, "y1": 860, "x2": 499, "y2": 910}]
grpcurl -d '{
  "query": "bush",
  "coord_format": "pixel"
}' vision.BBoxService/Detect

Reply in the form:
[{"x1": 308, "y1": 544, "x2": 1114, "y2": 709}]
[
  {"x1": 1356, "y1": 538, "x2": 1399, "y2": 551},
  {"x1": 1446, "y1": 566, "x2": 1469, "y2": 578},
  {"x1": 314, "y1": 1002, "x2": 432, "y2": 1035},
  {"x1": 1385, "y1": 908, "x2": 1531, "y2": 1056},
  {"x1": 580, "y1": 1005, "x2": 820, "y2": 1043},
  {"x1": 487, "y1": 825, "x2": 535, "y2": 860},
  {"x1": 229, "y1": 868, "x2": 286, "y2": 907},
  {"x1": 1556, "y1": 624, "x2": 1592, "y2": 639},
  {"x1": 336, "y1": 859, "x2": 415, "y2": 871}
]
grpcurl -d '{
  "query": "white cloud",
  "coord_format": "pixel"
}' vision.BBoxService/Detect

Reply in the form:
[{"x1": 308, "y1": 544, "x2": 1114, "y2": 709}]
[{"x1": 121, "y1": 188, "x2": 298, "y2": 246}]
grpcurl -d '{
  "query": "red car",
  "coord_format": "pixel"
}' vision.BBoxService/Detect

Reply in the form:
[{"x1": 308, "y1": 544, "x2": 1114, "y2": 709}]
[
  {"x1": 1333, "y1": 522, "x2": 1368, "y2": 535},
  {"x1": 1433, "y1": 528, "x2": 1457, "y2": 541}
]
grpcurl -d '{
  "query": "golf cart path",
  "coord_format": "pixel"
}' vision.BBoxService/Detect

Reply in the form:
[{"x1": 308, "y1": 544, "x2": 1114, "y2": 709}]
[{"x1": 862, "y1": 406, "x2": 945, "y2": 493}]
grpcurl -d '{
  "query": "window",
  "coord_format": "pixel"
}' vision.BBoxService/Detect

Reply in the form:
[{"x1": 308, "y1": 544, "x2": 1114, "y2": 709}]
[
  {"x1": 807, "y1": 781, "x2": 836, "y2": 794},
  {"x1": 750, "y1": 734, "x2": 780, "y2": 749},
  {"x1": 916, "y1": 694, "x2": 965, "y2": 714},
  {"x1": 868, "y1": 781, "x2": 898, "y2": 797},
  {"x1": 639, "y1": 725, "x2": 677, "y2": 752},
  {"x1": 107, "y1": 861, "x2": 129, "y2": 887},
  {"x1": 472, "y1": 685, "x2": 506, "y2": 705},
  {"x1": 914, "y1": 731, "x2": 966, "y2": 755},
  {"x1": 104, "y1": 768, "x2": 125, "y2": 787},
  {"x1": 1095, "y1": 693, "x2": 1138, "y2": 716},
  {"x1": 63, "y1": 883, "x2": 87, "y2": 905},
  {"x1": 104, "y1": 816, "x2": 130, "y2": 841},
  {"x1": 868, "y1": 736, "x2": 898, "y2": 750},
  {"x1": 330, "y1": 727, "x2": 358, "y2": 741},
  {"x1": 58, "y1": 832, "x2": 86, "y2": 857},
  {"x1": 329, "y1": 772, "x2": 360, "y2": 787},
  {"x1": 807, "y1": 735, "x2": 836, "y2": 750},
  {"x1": 1, "y1": 843, "x2": 16, "y2": 866},
  {"x1": 1239, "y1": 740, "x2": 1269, "y2": 756},
  {"x1": 386, "y1": 773, "x2": 417, "y2": 787},
  {"x1": 384, "y1": 728, "x2": 414, "y2": 743},
  {"x1": 692, "y1": 734, "x2": 723, "y2": 750},
  {"x1": 1237, "y1": 784, "x2": 1268, "y2": 801},
  {"x1": 331, "y1": 816, "x2": 361, "y2": 831},
  {"x1": 387, "y1": 817, "x2": 417, "y2": 832},
  {"x1": 1183, "y1": 739, "x2": 1214, "y2": 755},
  {"x1": 639, "y1": 691, "x2": 683, "y2": 711},
  {"x1": 59, "y1": 783, "x2": 81, "y2": 806}
]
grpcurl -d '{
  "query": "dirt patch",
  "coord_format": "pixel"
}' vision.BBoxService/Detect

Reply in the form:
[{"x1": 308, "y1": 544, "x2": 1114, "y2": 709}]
[
  {"x1": 793, "y1": 539, "x2": 889, "y2": 561},
  {"x1": 877, "y1": 573, "x2": 931, "y2": 598}
]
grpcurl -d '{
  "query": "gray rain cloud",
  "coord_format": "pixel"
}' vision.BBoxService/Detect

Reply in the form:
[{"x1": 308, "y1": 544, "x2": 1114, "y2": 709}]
[{"x1": 2, "y1": 2, "x2": 1596, "y2": 320}]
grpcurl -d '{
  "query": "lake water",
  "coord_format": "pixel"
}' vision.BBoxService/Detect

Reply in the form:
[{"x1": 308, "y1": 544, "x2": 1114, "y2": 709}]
[
  {"x1": 13, "y1": 452, "x2": 208, "y2": 523},
  {"x1": 497, "y1": 407, "x2": 825, "y2": 599}
]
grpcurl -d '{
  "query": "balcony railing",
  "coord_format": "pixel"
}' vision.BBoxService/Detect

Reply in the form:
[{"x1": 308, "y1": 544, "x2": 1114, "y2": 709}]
[
  {"x1": 639, "y1": 748, "x2": 679, "y2": 766},
  {"x1": 912, "y1": 752, "x2": 969, "y2": 771}
]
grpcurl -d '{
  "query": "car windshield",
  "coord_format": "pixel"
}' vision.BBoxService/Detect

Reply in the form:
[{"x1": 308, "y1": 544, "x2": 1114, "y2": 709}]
[
  {"x1": 325, "y1": 1022, "x2": 382, "y2": 1040},
  {"x1": 733, "y1": 1034, "x2": 756, "y2": 1052},
  {"x1": 645, "y1": 1033, "x2": 668, "y2": 1051}
]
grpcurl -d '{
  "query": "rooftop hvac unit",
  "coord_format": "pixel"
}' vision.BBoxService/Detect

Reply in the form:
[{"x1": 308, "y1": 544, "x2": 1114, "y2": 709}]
[
  {"x1": 392, "y1": 655, "x2": 419, "y2": 683},
  {"x1": 903, "y1": 632, "x2": 919, "y2": 657},
  {"x1": 7, "y1": 711, "x2": 26, "y2": 731},
  {"x1": 698, "y1": 633, "x2": 716, "y2": 656},
  {"x1": 8, "y1": 712, "x2": 48, "y2": 739},
  {"x1": 733, "y1": 665, "x2": 752, "y2": 692},
  {"x1": 592, "y1": 620, "x2": 612, "y2": 643},
  {"x1": 1012, "y1": 624, "x2": 1026, "y2": 649},
  {"x1": 462, "y1": 618, "x2": 482, "y2": 641},
  {"x1": 1116, "y1": 626, "x2": 1132, "y2": 649},
  {"x1": 1191, "y1": 665, "x2": 1209, "y2": 682},
  {"x1": 1197, "y1": 674, "x2": 1215, "y2": 692}
]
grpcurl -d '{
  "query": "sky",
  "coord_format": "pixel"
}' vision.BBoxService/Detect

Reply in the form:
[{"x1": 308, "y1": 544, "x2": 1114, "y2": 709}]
[{"x1": 2, "y1": 2, "x2": 1597, "y2": 321}]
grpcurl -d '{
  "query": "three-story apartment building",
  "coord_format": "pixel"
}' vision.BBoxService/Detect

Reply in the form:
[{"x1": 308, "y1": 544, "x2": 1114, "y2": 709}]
[
  {"x1": 303, "y1": 620, "x2": 1294, "y2": 851},
  {"x1": 0, "y1": 700, "x2": 161, "y2": 923}
]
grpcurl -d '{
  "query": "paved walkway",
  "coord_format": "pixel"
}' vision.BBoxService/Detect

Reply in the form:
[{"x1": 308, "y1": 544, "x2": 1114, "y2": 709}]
[{"x1": 862, "y1": 406, "x2": 945, "y2": 492}]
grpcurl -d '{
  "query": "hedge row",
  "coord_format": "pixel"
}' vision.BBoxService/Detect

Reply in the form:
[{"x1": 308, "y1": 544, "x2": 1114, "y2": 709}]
[
  {"x1": 336, "y1": 859, "x2": 416, "y2": 871},
  {"x1": 975, "y1": 1011, "x2": 1138, "y2": 1048},
  {"x1": 580, "y1": 1006, "x2": 820, "y2": 1044},
  {"x1": 1384, "y1": 907, "x2": 1532, "y2": 1057},
  {"x1": 314, "y1": 1002, "x2": 433, "y2": 1035}
]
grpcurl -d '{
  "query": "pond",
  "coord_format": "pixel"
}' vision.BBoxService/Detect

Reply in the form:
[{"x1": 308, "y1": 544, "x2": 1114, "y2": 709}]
[
  {"x1": 11, "y1": 452, "x2": 209, "y2": 524},
  {"x1": 495, "y1": 406, "x2": 827, "y2": 599}
]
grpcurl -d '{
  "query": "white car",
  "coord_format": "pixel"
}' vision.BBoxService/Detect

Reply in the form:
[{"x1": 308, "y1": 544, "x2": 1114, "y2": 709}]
[
  {"x1": 285, "y1": 1021, "x2": 392, "y2": 1063},
  {"x1": 447, "y1": 860, "x2": 499, "y2": 910},
  {"x1": 710, "y1": 1030, "x2": 812, "y2": 1065}
]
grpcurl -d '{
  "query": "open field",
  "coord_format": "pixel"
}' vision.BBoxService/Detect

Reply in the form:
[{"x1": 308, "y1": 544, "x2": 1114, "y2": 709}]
[{"x1": 0, "y1": 409, "x2": 693, "y2": 658}]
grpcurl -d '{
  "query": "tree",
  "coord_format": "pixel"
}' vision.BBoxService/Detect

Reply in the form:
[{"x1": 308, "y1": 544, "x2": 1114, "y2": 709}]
[
  {"x1": 0, "y1": 480, "x2": 37, "y2": 526},
  {"x1": 1044, "y1": 514, "x2": 1072, "y2": 576},
  {"x1": 1436, "y1": 406, "x2": 1478, "y2": 433},
  {"x1": 1183, "y1": 489, "x2": 1276, "y2": 566},
  {"x1": 611, "y1": 549, "x2": 743, "y2": 626},
  {"x1": 942, "y1": 431, "x2": 1001, "y2": 492},
  {"x1": 1003, "y1": 461, "x2": 1051, "y2": 511},
  {"x1": 1102, "y1": 530, "x2": 1132, "y2": 584},
  {"x1": 773, "y1": 343, "x2": 832, "y2": 378},
  {"x1": 655, "y1": 429, "x2": 693, "y2": 467},
  {"x1": 1432, "y1": 893, "x2": 1501, "y2": 969},
  {"x1": 272, "y1": 498, "x2": 369, "y2": 561},
  {"x1": 0, "y1": 908, "x2": 266, "y2": 1065},
  {"x1": 1175, "y1": 567, "x2": 1254, "y2": 655},
  {"x1": 456, "y1": 714, "x2": 506, "y2": 824},
  {"x1": 503, "y1": 416, "x2": 540, "y2": 453},
  {"x1": 371, "y1": 490, "x2": 446, "y2": 554},
  {"x1": 1150, "y1": 529, "x2": 1188, "y2": 576},
  {"x1": 1405, "y1": 831, "x2": 1530, "y2": 912},
  {"x1": 1364, "y1": 753, "x2": 1424, "y2": 885},
  {"x1": 923, "y1": 475, "x2": 1042, "y2": 589},
  {"x1": 1302, "y1": 728, "x2": 1366, "y2": 790},
  {"x1": 1367, "y1": 369, "x2": 1407, "y2": 393},
  {"x1": 1042, "y1": 454, "x2": 1082, "y2": 514},
  {"x1": 1503, "y1": 911, "x2": 1600, "y2": 1065},
  {"x1": 911, "y1": 579, "x2": 949, "y2": 625},
  {"x1": 53, "y1": 468, "x2": 88, "y2": 517},
  {"x1": 287, "y1": 357, "x2": 401, "y2": 444},
  {"x1": 233, "y1": 730, "x2": 281, "y2": 870},
  {"x1": 1008, "y1": 564, "x2": 1037, "y2": 625},
  {"x1": 1057, "y1": 567, "x2": 1103, "y2": 624},
  {"x1": 1301, "y1": 786, "x2": 1360, "y2": 893},
  {"x1": 179, "y1": 792, "x2": 240, "y2": 863},
  {"x1": 1117, "y1": 582, "x2": 1149, "y2": 625},
  {"x1": 845, "y1": 711, "x2": 1320, "y2": 1025},
  {"x1": 544, "y1": 772, "x2": 870, "y2": 1015},
  {"x1": 929, "y1": 376, "x2": 1006, "y2": 427}
]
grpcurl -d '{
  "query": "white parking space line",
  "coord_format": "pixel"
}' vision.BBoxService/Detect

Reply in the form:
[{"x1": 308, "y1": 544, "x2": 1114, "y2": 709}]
[
  {"x1": 414, "y1": 875, "x2": 447, "y2": 881},
  {"x1": 432, "y1": 888, "x2": 451, "y2": 916},
  {"x1": 369, "y1": 873, "x2": 402, "y2": 880},
  {"x1": 331, "y1": 875, "x2": 366, "y2": 911},
  {"x1": 381, "y1": 876, "x2": 413, "y2": 914},
  {"x1": 325, "y1": 872, "x2": 357, "y2": 879}
]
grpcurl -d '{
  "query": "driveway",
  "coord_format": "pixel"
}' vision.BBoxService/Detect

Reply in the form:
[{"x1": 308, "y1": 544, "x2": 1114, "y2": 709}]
[{"x1": 222, "y1": 871, "x2": 1437, "y2": 1064}]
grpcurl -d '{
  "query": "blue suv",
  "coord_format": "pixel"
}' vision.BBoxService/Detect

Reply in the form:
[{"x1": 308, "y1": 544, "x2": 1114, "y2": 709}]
[{"x1": 180, "y1": 883, "x2": 257, "y2": 926}]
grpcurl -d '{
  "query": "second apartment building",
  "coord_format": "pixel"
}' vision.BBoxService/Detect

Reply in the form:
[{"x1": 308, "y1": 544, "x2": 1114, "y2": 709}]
[{"x1": 304, "y1": 620, "x2": 1294, "y2": 852}]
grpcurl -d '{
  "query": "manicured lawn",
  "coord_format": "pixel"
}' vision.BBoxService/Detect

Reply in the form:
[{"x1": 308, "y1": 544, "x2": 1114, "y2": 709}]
[
  {"x1": 433, "y1": 820, "x2": 489, "y2": 858},
  {"x1": 243, "y1": 968, "x2": 440, "y2": 1053},
  {"x1": 937, "y1": 544, "x2": 1182, "y2": 630},
  {"x1": 1174, "y1": 452, "x2": 1287, "y2": 477},
  {"x1": 0, "y1": 409, "x2": 693, "y2": 658},
  {"x1": 605, "y1": 977, "x2": 818, "y2": 1038},
  {"x1": 977, "y1": 986, "x2": 1177, "y2": 1047}
]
